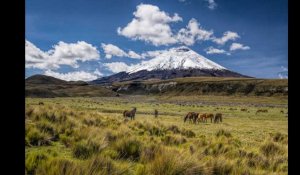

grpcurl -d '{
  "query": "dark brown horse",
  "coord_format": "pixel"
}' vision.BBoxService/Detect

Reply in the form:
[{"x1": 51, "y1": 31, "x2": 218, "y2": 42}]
[
  {"x1": 256, "y1": 109, "x2": 268, "y2": 114},
  {"x1": 184, "y1": 112, "x2": 198, "y2": 123},
  {"x1": 123, "y1": 107, "x2": 137, "y2": 120},
  {"x1": 154, "y1": 109, "x2": 158, "y2": 118},
  {"x1": 214, "y1": 113, "x2": 223, "y2": 123}
]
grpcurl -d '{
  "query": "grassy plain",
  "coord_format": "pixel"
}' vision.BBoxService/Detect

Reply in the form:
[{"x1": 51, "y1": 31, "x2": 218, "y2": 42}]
[{"x1": 25, "y1": 95, "x2": 288, "y2": 175}]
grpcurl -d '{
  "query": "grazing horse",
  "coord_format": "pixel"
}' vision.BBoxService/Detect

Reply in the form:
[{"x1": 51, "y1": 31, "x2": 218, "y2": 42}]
[
  {"x1": 205, "y1": 113, "x2": 214, "y2": 123},
  {"x1": 154, "y1": 109, "x2": 158, "y2": 118},
  {"x1": 214, "y1": 113, "x2": 223, "y2": 123},
  {"x1": 197, "y1": 113, "x2": 206, "y2": 123},
  {"x1": 241, "y1": 108, "x2": 248, "y2": 112},
  {"x1": 256, "y1": 109, "x2": 268, "y2": 114},
  {"x1": 123, "y1": 107, "x2": 137, "y2": 120},
  {"x1": 184, "y1": 112, "x2": 198, "y2": 123}
]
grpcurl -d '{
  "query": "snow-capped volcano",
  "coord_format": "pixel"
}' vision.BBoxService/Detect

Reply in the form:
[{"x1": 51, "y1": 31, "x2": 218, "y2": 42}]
[
  {"x1": 92, "y1": 46, "x2": 250, "y2": 85},
  {"x1": 127, "y1": 46, "x2": 226, "y2": 74}
]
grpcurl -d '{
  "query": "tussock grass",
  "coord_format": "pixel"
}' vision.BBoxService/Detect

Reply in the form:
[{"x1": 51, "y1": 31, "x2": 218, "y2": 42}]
[{"x1": 25, "y1": 97, "x2": 288, "y2": 175}]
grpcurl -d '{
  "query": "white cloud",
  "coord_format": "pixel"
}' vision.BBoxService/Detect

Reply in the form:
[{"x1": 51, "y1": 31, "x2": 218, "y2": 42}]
[
  {"x1": 176, "y1": 18, "x2": 213, "y2": 45},
  {"x1": 278, "y1": 73, "x2": 288, "y2": 79},
  {"x1": 212, "y1": 31, "x2": 240, "y2": 45},
  {"x1": 93, "y1": 68, "x2": 103, "y2": 76},
  {"x1": 207, "y1": 0, "x2": 217, "y2": 10},
  {"x1": 104, "y1": 62, "x2": 130, "y2": 73},
  {"x1": 205, "y1": 46, "x2": 229, "y2": 55},
  {"x1": 117, "y1": 3, "x2": 182, "y2": 46},
  {"x1": 281, "y1": 66, "x2": 288, "y2": 71},
  {"x1": 229, "y1": 42, "x2": 250, "y2": 51},
  {"x1": 26, "y1": 40, "x2": 59, "y2": 70},
  {"x1": 26, "y1": 40, "x2": 100, "y2": 70},
  {"x1": 101, "y1": 43, "x2": 143, "y2": 59},
  {"x1": 128, "y1": 50, "x2": 142, "y2": 59},
  {"x1": 44, "y1": 70, "x2": 99, "y2": 81},
  {"x1": 179, "y1": 0, "x2": 186, "y2": 2},
  {"x1": 101, "y1": 43, "x2": 127, "y2": 59}
]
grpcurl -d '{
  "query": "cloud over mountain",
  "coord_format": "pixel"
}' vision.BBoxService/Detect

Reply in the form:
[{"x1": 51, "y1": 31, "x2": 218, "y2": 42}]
[
  {"x1": 44, "y1": 70, "x2": 100, "y2": 81},
  {"x1": 117, "y1": 4, "x2": 182, "y2": 46},
  {"x1": 101, "y1": 43, "x2": 142, "y2": 59},
  {"x1": 26, "y1": 40, "x2": 100, "y2": 70}
]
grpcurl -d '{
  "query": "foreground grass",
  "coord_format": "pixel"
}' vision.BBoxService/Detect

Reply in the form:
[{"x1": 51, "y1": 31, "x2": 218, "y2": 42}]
[{"x1": 25, "y1": 96, "x2": 288, "y2": 175}]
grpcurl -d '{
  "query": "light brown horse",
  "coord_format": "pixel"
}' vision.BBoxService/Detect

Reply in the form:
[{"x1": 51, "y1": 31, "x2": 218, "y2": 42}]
[
  {"x1": 123, "y1": 107, "x2": 137, "y2": 120},
  {"x1": 197, "y1": 113, "x2": 206, "y2": 123},
  {"x1": 214, "y1": 113, "x2": 223, "y2": 123}
]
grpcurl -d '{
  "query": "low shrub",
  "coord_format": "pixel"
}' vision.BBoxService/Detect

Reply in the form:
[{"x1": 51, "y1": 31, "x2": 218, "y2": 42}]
[{"x1": 114, "y1": 137, "x2": 142, "y2": 161}]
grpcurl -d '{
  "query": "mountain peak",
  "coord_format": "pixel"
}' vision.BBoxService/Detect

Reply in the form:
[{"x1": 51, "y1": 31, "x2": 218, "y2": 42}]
[
  {"x1": 173, "y1": 46, "x2": 191, "y2": 52},
  {"x1": 127, "y1": 46, "x2": 226, "y2": 74}
]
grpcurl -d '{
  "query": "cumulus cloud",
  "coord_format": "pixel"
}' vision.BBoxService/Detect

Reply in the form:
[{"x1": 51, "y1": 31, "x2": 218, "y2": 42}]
[
  {"x1": 229, "y1": 42, "x2": 250, "y2": 51},
  {"x1": 176, "y1": 18, "x2": 213, "y2": 45},
  {"x1": 44, "y1": 70, "x2": 100, "y2": 81},
  {"x1": 278, "y1": 66, "x2": 288, "y2": 79},
  {"x1": 93, "y1": 68, "x2": 103, "y2": 76},
  {"x1": 207, "y1": 0, "x2": 217, "y2": 10},
  {"x1": 101, "y1": 43, "x2": 143, "y2": 59},
  {"x1": 117, "y1": 3, "x2": 182, "y2": 46},
  {"x1": 128, "y1": 50, "x2": 142, "y2": 59},
  {"x1": 205, "y1": 46, "x2": 229, "y2": 55},
  {"x1": 104, "y1": 62, "x2": 130, "y2": 73},
  {"x1": 281, "y1": 66, "x2": 288, "y2": 71},
  {"x1": 101, "y1": 43, "x2": 127, "y2": 59},
  {"x1": 278, "y1": 73, "x2": 288, "y2": 79},
  {"x1": 26, "y1": 40, "x2": 100, "y2": 70},
  {"x1": 212, "y1": 31, "x2": 240, "y2": 45}
]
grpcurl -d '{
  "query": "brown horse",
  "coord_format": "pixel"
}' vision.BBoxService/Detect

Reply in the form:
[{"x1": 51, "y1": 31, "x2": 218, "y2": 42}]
[
  {"x1": 214, "y1": 113, "x2": 223, "y2": 123},
  {"x1": 184, "y1": 112, "x2": 198, "y2": 123},
  {"x1": 154, "y1": 109, "x2": 158, "y2": 118},
  {"x1": 204, "y1": 113, "x2": 214, "y2": 123},
  {"x1": 256, "y1": 109, "x2": 268, "y2": 114},
  {"x1": 123, "y1": 107, "x2": 137, "y2": 120},
  {"x1": 197, "y1": 113, "x2": 206, "y2": 123}
]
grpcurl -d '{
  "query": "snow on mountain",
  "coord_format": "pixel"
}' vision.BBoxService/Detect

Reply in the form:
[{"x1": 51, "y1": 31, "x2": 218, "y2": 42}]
[{"x1": 127, "y1": 46, "x2": 226, "y2": 74}]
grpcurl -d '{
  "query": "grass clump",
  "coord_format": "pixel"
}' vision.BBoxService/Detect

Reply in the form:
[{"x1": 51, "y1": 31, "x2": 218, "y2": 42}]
[
  {"x1": 114, "y1": 137, "x2": 142, "y2": 161},
  {"x1": 216, "y1": 129, "x2": 232, "y2": 138},
  {"x1": 147, "y1": 148, "x2": 207, "y2": 175},
  {"x1": 260, "y1": 141, "x2": 283, "y2": 157}
]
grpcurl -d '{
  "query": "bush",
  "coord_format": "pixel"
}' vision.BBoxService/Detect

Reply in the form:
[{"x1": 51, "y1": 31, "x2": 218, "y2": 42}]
[
  {"x1": 147, "y1": 148, "x2": 207, "y2": 175},
  {"x1": 216, "y1": 129, "x2": 232, "y2": 138},
  {"x1": 72, "y1": 141, "x2": 97, "y2": 159},
  {"x1": 260, "y1": 141, "x2": 283, "y2": 157},
  {"x1": 140, "y1": 143, "x2": 161, "y2": 163},
  {"x1": 114, "y1": 137, "x2": 142, "y2": 160},
  {"x1": 180, "y1": 129, "x2": 196, "y2": 138},
  {"x1": 85, "y1": 155, "x2": 115, "y2": 175},
  {"x1": 26, "y1": 127, "x2": 52, "y2": 146},
  {"x1": 25, "y1": 151, "x2": 48, "y2": 174},
  {"x1": 35, "y1": 158, "x2": 80, "y2": 175},
  {"x1": 208, "y1": 158, "x2": 234, "y2": 175},
  {"x1": 162, "y1": 135, "x2": 187, "y2": 145},
  {"x1": 167, "y1": 125, "x2": 181, "y2": 134},
  {"x1": 271, "y1": 132, "x2": 287, "y2": 143}
]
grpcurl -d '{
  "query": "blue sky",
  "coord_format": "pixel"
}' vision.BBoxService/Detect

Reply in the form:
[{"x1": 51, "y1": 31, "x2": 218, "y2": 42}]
[{"x1": 26, "y1": 0, "x2": 288, "y2": 81}]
